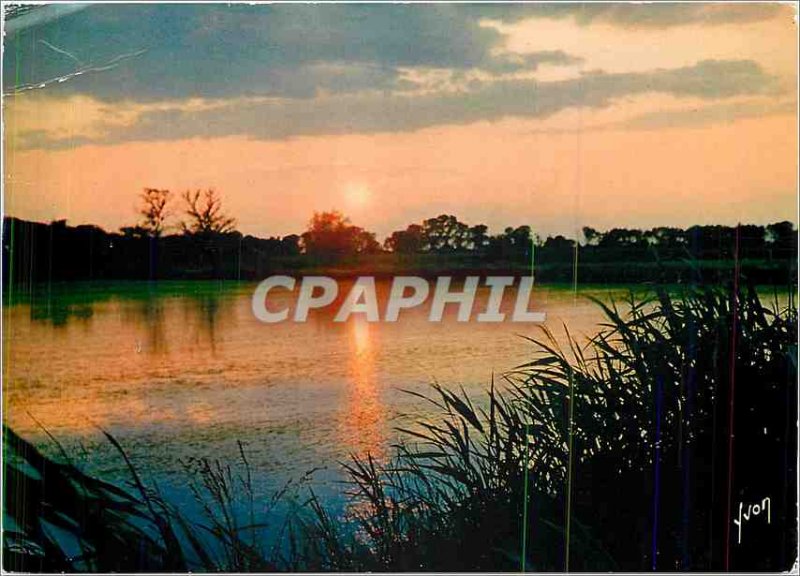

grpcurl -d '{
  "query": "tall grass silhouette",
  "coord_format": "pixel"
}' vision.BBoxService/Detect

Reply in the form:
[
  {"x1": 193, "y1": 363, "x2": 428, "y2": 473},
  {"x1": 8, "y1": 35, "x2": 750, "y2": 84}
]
[{"x1": 295, "y1": 282, "x2": 797, "y2": 571}]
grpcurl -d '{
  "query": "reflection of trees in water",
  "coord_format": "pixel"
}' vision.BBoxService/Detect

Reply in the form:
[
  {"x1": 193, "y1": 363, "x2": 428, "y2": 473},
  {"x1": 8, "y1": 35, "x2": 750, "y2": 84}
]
[
  {"x1": 181, "y1": 289, "x2": 236, "y2": 354},
  {"x1": 140, "y1": 297, "x2": 168, "y2": 355},
  {"x1": 29, "y1": 301, "x2": 94, "y2": 327},
  {"x1": 196, "y1": 293, "x2": 219, "y2": 352},
  {"x1": 21, "y1": 284, "x2": 240, "y2": 354},
  {"x1": 115, "y1": 293, "x2": 169, "y2": 355}
]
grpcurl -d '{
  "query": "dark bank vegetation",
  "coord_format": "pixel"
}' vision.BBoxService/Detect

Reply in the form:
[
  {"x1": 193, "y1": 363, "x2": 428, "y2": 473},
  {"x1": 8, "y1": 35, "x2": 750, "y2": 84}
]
[
  {"x1": 3, "y1": 186, "x2": 797, "y2": 287},
  {"x1": 3, "y1": 280, "x2": 797, "y2": 572},
  {"x1": 3, "y1": 213, "x2": 796, "y2": 286}
]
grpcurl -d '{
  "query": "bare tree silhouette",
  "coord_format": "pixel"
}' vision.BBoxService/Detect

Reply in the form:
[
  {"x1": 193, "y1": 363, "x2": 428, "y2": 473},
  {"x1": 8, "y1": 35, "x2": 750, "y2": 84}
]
[
  {"x1": 138, "y1": 188, "x2": 172, "y2": 237},
  {"x1": 180, "y1": 189, "x2": 236, "y2": 235}
]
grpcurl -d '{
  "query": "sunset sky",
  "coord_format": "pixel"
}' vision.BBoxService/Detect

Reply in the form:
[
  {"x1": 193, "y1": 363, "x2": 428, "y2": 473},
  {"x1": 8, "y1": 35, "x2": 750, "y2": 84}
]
[{"x1": 3, "y1": 3, "x2": 798, "y2": 240}]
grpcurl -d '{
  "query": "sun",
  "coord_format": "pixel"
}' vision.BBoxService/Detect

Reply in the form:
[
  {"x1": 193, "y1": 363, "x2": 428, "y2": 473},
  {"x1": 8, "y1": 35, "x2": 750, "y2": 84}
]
[{"x1": 344, "y1": 182, "x2": 372, "y2": 209}]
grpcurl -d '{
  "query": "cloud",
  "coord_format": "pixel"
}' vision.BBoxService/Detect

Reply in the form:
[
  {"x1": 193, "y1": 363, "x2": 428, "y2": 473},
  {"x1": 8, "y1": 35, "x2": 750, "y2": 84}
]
[
  {"x1": 477, "y1": 3, "x2": 790, "y2": 28},
  {"x1": 618, "y1": 99, "x2": 797, "y2": 130},
  {"x1": 3, "y1": 94, "x2": 228, "y2": 149},
  {"x1": 4, "y1": 4, "x2": 789, "y2": 102},
  {"x1": 15, "y1": 3, "x2": 774, "y2": 101},
  {"x1": 2, "y1": 4, "x2": 581, "y2": 101},
  {"x1": 14, "y1": 59, "x2": 781, "y2": 149},
  {"x1": 3, "y1": 4, "x2": 91, "y2": 34},
  {"x1": 480, "y1": 50, "x2": 582, "y2": 75},
  {"x1": 3, "y1": 4, "x2": 788, "y2": 150}
]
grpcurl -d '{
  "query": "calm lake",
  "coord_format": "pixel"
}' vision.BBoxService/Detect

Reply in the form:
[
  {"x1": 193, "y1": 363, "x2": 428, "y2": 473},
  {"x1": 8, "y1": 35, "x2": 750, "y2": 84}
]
[{"x1": 2, "y1": 280, "x2": 791, "y2": 518}]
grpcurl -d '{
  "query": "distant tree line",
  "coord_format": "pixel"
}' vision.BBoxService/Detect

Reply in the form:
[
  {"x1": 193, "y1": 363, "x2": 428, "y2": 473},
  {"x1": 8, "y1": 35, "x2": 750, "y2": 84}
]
[
  {"x1": 384, "y1": 216, "x2": 797, "y2": 262},
  {"x1": 3, "y1": 189, "x2": 299, "y2": 284},
  {"x1": 1, "y1": 187, "x2": 797, "y2": 286}
]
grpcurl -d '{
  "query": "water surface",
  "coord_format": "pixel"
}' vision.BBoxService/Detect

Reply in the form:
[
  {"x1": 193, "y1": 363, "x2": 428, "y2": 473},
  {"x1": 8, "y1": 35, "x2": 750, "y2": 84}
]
[{"x1": 5, "y1": 280, "x2": 782, "y2": 513}]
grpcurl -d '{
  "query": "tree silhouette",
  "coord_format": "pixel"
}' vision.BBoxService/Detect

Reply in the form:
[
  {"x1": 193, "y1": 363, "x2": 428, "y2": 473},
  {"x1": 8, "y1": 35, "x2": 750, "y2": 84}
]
[
  {"x1": 582, "y1": 226, "x2": 602, "y2": 246},
  {"x1": 280, "y1": 234, "x2": 301, "y2": 255},
  {"x1": 766, "y1": 221, "x2": 796, "y2": 250},
  {"x1": 138, "y1": 188, "x2": 172, "y2": 237},
  {"x1": 488, "y1": 225, "x2": 532, "y2": 261},
  {"x1": 355, "y1": 230, "x2": 381, "y2": 254},
  {"x1": 598, "y1": 227, "x2": 643, "y2": 248},
  {"x1": 181, "y1": 189, "x2": 236, "y2": 235},
  {"x1": 301, "y1": 211, "x2": 378, "y2": 258},
  {"x1": 422, "y1": 215, "x2": 471, "y2": 252},
  {"x1": 384, "y1": 224, "x2": 425, "y2": 253},
  {"x1": 468, "y1": 224, "x2": 489, "y2": 252}
]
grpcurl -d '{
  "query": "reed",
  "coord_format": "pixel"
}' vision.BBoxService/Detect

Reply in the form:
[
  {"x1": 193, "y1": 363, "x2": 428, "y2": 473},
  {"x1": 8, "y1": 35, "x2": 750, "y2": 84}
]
[{"x1": 295, "y1": 281, "x2": 796, "y2": 571}]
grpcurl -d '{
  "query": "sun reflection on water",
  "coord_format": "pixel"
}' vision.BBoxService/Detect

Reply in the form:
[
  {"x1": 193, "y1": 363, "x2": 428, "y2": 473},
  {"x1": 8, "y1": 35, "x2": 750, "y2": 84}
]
[{"x1": 341, "y1": 317, "x2": 387, "y2": 461}]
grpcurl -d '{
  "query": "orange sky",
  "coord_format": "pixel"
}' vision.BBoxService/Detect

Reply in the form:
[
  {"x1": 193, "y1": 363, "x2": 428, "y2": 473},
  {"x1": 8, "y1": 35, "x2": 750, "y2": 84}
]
[{"x1": 3, "y1": 4, "x2": 797, "y2": 239}]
